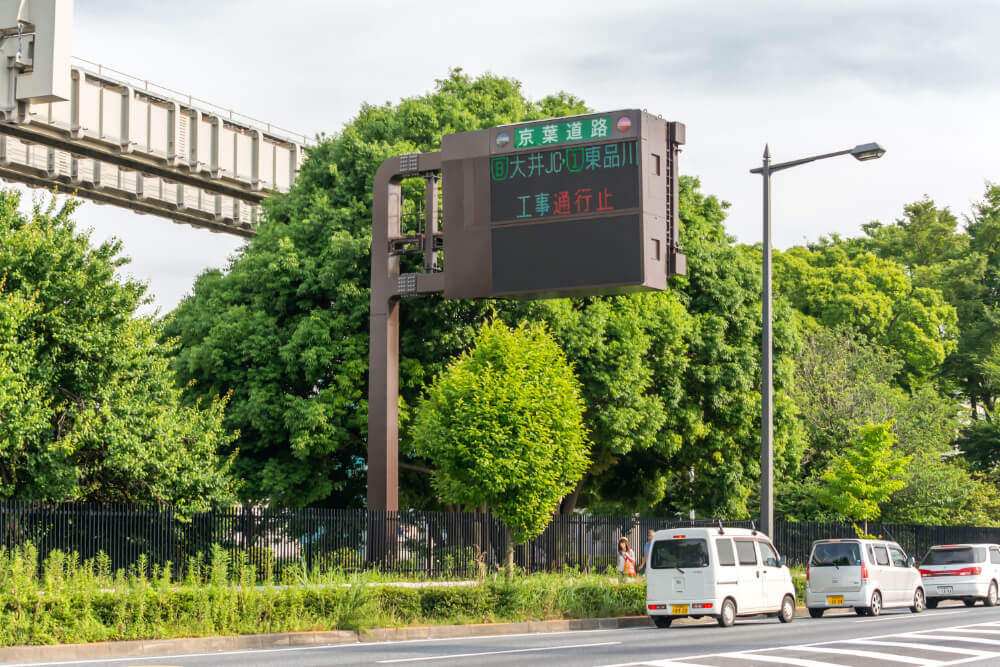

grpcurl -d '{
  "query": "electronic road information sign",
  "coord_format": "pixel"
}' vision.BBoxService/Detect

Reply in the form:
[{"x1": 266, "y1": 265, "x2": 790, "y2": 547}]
[{"x1": 440, "y1": 110, "x2": 685, "y2": 299}]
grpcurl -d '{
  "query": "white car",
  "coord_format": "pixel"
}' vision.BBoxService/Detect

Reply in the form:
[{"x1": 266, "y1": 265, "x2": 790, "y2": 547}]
[
  {"x1": 919, "y1": 543, "x2": 1000, "y2": 608},
  {"x1": 645, "y1": 527, "x2": 796, "y2": 628},
  {"x1": 806, "y1": 538, "x2": 924, "y2": 617}
]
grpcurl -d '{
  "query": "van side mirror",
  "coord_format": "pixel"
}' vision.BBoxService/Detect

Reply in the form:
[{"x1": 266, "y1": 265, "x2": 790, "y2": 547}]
[
  {"x1": 778, "y1": 555, "x2": 787, "y2": 568},
  {"x1": 907, "y1": 556, "x2": 916, "y2": 567}
]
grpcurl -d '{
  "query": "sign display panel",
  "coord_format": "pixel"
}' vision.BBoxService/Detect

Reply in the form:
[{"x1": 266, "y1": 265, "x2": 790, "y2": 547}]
[
  {"x1": 489, "y1": 140, "x2": 640, "y2": 222},
  {"x1": 440, "y1": 109, "x2": 685, "y2": 300}
]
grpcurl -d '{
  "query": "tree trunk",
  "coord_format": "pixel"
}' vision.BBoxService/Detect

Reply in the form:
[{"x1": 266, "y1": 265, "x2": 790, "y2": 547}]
[
  {"x1": 504, "y1": 524, "x2": 514, "y2": 581},
  {"x1": 560, "y1": 474, "x2": 587, "y2": 516}
]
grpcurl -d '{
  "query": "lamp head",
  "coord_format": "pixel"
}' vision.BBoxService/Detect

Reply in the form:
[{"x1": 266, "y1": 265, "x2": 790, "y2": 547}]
[{"x1": 851, "y1": 142, "x2": 886, "y2": 161}]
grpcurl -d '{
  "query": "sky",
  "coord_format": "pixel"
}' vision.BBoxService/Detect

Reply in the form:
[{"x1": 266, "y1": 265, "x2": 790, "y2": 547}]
[{"x1": 22, "y1": 0, "x2": 1000, "y2": 313}]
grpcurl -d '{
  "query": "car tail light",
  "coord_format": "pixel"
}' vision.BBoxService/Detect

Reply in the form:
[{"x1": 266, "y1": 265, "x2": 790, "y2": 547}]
[
  {"x1": 920, "y1": 566, "x2": 982, "y2": 577},
  {"x1": 861, "y1": 562, "x2": 869, "y2": 580},
  {"x1": 672, "y1": 535, "x2": 685, "y2": 539},
  {"x1": 692, "y1": 602, "x2": 714, "y2": 609},
  {"x1": 648, "y1": 604, "x2": 667, "y2": 610}
]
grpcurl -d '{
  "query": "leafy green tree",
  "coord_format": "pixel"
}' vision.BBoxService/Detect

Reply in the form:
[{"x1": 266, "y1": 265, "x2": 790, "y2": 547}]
[
  {"x1": 0, "y1": 192, "x2": 235, "y2": 511},
  {"x1": 956, "y1": 418, "x2": 1000, "y2": 473},
  {"x1": 778, "y1": 326, "x2": 983, "y2": 524},
  {"x1": 816, "y1": 421, "x2": 909, "y2": 533},
  {"x1": 776, "y1": 243, "x2": 958, "y2": 380},
  {"x1": 855, "y1": 190, "x2": 1000, "y2": 418},
  {"x1": 410, "y1": 318, "x2": 589, "y2": 575},
  {"x1": 663, "y1": 184, "x2": 805, "y2": 520}
]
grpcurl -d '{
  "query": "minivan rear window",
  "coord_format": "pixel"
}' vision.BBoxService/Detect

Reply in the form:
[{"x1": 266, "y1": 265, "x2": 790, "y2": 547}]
[
  {"x1": 810, "y1": 542, "x2": 861, "y2": 567},
  {"x1": 922, "y1": 547, "x2": 987, "y2": 565},
  {"x1": 651, "y1": 539, "x2": 710, "y2": 569}
]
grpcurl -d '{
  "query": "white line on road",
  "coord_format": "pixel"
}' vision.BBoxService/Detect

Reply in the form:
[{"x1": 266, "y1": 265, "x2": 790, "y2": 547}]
[
  {"x1": 717, "y1": 653, "x2": 848, "y2": 667},
  {"x1": 375, "y1": 640, "x2": 621, "y2": 663},
  {"x1": 855, "y1": 611, "x2": 965, "y2": 622},
  {"x1": 850, "y1": 638, "x2": 994, "y2": 655},
  {"x1": 791, "y1": 645, "x2": 938, "y2": 665}
]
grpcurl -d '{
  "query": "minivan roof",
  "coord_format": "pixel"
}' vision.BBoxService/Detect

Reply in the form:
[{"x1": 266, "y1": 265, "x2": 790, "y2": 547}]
[{"x1": 653, "y1": 527, "x2": 769, "y2": 539}]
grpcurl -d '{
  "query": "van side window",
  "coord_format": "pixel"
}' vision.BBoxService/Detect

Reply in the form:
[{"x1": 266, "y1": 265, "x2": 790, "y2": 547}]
[
  {"x1": 889, "y1": 546, "x2": 907, "y2": 567},
  {"x1": 735, "y1": 539, "x2": 757, "y2": 566},
  {"x1": 874, "y1": 545, "x2": 890, "y2": 566},
  {"x1": 991, "y1": 548, "x2": 1000, "y2": 565},
  {"x1": 759, "y1": 541, "x2": 779, "y2": 568},
  {"x1": 717, "y1": 539, "x2": 736, "y2": 566},
  {"x1": 867, "y1": 545, "x2": 875, "y2": 563}
]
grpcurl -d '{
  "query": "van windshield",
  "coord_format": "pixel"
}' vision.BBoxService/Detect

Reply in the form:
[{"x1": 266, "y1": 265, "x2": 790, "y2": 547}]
[
  {"x1": 651, "y1": 539, "x2": 709, "y2": 569},
  {"x1": 921, "y1": 547, "x2": 986, "y2": 565},
  {"x1": 810, "y1": 542, "x2": 862, "y2": 567}
]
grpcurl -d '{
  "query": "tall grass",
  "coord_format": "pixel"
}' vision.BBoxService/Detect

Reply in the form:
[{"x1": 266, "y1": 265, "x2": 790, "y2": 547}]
[{"x1": 0, "y1": 545, "x2": 645, "y2": 647}]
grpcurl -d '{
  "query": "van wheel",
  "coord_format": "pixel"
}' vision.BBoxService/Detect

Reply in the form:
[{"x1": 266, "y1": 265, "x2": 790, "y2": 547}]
[
  {"x1": 986, "y1": 582, "x2": 998, "y2": 607},
  {"x1": 718, "y1": 598, "x2": 736, "y2": 627},
  {"x1": 911, "y1": 588, "x2": 925, "y2": 613},
  {"x1": 778, "y1": 595, "x2": 795, "y2": 623},
  {"x1": 808, "y1": 608, "x2": 824, "y2": 618},
  {"x1": 964, "y1": 599, "x2": 978, "y2": 607},
  {"x1": 855, "y1": 607, "x2": 868, "y2": 616},
  {"x1": 926, "y1": 599, "x2": 939, "y2": 609},
  {"x1": 651, "y1": 616, "x2": 672, "y2": 628},
  {"x1": 867, "y1": 591, "x2": 882, "y2": 617}
]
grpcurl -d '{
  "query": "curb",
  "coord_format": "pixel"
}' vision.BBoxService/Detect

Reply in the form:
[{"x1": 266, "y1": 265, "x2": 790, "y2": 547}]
[{"x1": 0, "y1": 616, "x2": 651, "y2": 663}]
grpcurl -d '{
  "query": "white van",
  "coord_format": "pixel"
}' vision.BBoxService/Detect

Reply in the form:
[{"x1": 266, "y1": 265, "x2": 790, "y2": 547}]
[
  {"x1": 805, "y1": 538, "x2": 924, "y2": 616},
  {"x1": 645, "y1": 527, "x2": 797, "y2": 628}
]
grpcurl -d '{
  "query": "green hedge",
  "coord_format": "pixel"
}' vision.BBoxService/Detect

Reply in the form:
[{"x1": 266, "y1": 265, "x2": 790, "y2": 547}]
[{"x1": 0, "y1": 546, "x2": 645, "y2": 647}]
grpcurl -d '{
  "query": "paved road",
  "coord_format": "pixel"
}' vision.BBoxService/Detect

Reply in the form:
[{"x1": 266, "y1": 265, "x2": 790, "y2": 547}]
[{"x1": 11, "y1": 604, "x2": 1000, "y2": 667}]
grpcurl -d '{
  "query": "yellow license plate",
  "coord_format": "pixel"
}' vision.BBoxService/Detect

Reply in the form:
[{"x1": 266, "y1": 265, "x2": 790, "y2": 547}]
[
  {"x1": 827, "y1": 596, "x2": 844, "y2": 605},
  {"x1": 671, "y1": 605, "x2": 689, "y2": 615}
]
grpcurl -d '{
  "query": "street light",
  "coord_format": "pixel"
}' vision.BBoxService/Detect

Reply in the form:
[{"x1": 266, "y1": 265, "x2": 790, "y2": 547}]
[{"x1": 749, "y1": 141, "x2": 886, "y2": 538}]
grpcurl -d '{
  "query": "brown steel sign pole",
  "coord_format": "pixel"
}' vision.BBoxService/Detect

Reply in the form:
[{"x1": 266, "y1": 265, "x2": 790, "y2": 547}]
[{"x1": 368, "y1": 151, "x2": 443, "y2": 515}]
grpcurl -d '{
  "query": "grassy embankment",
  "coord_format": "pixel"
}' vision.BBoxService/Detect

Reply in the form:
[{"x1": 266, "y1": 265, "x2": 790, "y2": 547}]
[{"x1": 0, "y1": 544, "x2": 645, "y2": 647}]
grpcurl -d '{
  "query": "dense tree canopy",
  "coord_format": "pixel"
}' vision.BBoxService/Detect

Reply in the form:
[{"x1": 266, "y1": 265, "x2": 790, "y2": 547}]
[
  {"x1": 159, "y1": 69, "x2": 1000, "y2": 527},
  {"x1": 166, "y1": 70, "x2": 802, "y2": 518},
  {"x1": 0, "y1": 192, "x2": 235, "y2": 512}
]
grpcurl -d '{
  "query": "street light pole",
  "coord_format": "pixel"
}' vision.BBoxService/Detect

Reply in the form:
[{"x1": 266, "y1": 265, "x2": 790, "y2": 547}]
[
  {"x1": 759, "y1": 145, "x2": 774, "y2": 539},
  {"x1": 750, "y1": 141, "x2": 886, "y2": 538}
]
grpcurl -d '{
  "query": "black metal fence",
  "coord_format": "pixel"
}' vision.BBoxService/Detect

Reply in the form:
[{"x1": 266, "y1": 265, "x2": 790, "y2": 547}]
[{"x1": 2, "y1": 501, "x2": 999, "y2": 578}]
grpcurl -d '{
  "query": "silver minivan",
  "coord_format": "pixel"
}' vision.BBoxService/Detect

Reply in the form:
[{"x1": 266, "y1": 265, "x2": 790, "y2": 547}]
[
  {"x1": 920, "y1": 543, "x2": 1000, "y2": 608},
  {"x1": 805, "y1": 538, "x2": 924, "y2": 617}
]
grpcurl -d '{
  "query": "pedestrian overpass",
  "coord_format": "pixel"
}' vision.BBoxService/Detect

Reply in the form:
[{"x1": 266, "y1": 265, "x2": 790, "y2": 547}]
[{"x1": 0, "y1": 0, "x2": 306, "y2": 237}]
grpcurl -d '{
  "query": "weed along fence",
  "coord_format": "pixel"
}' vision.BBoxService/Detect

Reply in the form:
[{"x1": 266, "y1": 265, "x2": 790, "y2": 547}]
[{"x1": 2, "y1": 501, "x2": 1000, "y2": 578}]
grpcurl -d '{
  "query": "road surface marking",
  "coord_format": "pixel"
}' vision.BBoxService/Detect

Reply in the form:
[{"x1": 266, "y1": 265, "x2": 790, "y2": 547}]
[
  {"x1": 850, "y1": 639, "x2": 993, "y2": 656},
  {"x1": 791, "y1": 645, "x2": 937, "y2": 664},
  {"x1": 902, "y1": 633, "x2": 1000, "y2": 645},
  {"x1": 375, "y1": 640, "x2": 620, "y2": 663},
  {"x1": 716, "y1": 653, "x2": 851, "y2": 666},
  {"x1": 596, "y1": 619, "x2": 1000, "y2": 666},
  {"x1": 856, "y1": 610, "x2": 964, "y2": 622}
]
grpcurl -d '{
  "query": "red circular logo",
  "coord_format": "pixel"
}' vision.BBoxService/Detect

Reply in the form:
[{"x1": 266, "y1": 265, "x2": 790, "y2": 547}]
[{"x1": 616, "y1": 116, "x2": 632, "y2": 133}]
